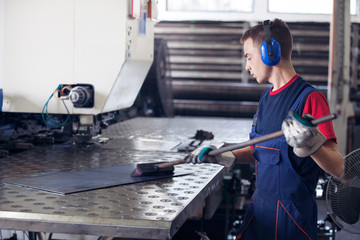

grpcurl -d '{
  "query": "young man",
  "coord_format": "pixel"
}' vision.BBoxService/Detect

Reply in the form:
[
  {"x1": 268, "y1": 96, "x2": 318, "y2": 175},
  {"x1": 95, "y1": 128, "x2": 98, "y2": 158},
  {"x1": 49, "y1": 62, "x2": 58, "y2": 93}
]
[{"x1": 186, "y1": 19, "x2": 344, "y2": 239}]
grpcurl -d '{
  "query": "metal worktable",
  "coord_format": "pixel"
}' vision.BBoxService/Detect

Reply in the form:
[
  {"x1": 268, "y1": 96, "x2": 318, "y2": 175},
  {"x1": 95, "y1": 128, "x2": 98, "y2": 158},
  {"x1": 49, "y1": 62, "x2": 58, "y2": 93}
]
[{"x1": 0, "y1": 117, "x2": 252, "y2": 239}]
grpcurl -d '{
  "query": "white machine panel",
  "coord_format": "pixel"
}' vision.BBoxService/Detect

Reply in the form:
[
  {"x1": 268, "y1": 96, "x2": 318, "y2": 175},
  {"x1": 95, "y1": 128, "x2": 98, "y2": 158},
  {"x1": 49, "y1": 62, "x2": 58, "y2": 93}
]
[{"x1": 1, "y1": 0, "x2": 155, "y2": 115}]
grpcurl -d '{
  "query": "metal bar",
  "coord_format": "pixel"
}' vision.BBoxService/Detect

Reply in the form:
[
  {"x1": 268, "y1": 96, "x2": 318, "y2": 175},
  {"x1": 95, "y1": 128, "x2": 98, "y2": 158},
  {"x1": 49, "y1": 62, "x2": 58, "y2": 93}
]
[
  {"x1": 208, "y1": 113, "x2": 337, "y2": 156},
  {"x1": 158, "y1": 159, "x2": 186, "y2": 168}
]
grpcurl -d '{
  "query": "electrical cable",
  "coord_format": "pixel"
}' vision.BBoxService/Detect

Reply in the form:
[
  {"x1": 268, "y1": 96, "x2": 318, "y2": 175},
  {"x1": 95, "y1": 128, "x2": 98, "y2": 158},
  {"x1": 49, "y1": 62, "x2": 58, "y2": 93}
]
[
  {"x1": 52, "y1": 90, "x2": 61, "y2": 100},
  {"x1": 42, "y1": 85, "x2": 71, "y2": 128}
]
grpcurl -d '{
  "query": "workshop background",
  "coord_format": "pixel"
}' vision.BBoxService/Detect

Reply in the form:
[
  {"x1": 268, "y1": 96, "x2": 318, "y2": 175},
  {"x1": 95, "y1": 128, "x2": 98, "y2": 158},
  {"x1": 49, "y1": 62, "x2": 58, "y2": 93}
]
[{"x1": 0, "y1": 0, "x2": 359, "y2": 240}]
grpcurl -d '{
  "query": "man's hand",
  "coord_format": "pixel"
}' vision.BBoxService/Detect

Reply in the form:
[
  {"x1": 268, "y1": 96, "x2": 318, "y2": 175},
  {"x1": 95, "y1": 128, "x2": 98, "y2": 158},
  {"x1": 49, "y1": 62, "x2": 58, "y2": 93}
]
[
  {"x1": 185, "y1": 145, "x2": 217, "y2": 164},
  {"x1": 185, "y1": 145, "x2": 235, "y2": 168},
  {"x1": 282, "y1": 111, "x2": 326, "y2": 157}
]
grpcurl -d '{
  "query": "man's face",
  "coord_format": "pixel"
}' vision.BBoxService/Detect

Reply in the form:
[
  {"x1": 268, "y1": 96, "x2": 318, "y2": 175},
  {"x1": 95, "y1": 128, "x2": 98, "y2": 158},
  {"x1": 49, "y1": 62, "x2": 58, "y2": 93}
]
[{"x1": 243, "y1": 38, "x2": 270, "y2": 84}]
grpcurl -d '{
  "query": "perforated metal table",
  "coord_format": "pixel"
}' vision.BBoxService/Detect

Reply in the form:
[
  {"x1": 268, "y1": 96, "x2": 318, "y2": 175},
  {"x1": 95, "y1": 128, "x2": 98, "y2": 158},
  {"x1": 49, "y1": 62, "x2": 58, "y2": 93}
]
[{"x1": 0, "y1": 117, "x2": 252, "y2": 239}]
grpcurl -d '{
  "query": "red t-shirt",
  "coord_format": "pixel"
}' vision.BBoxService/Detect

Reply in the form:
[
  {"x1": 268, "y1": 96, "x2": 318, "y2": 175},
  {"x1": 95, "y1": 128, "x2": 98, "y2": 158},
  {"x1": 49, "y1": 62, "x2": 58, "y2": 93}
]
[{"x1": 302, "y1": 91, "x2": 336, "y2": 141}]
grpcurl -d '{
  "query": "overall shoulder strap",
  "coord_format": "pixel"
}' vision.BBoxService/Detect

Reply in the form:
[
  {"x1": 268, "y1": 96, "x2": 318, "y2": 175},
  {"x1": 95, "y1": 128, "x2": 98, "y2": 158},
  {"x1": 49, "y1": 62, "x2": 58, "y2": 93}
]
[{"x1": 288, "y1": 86, "x2": 316, "y2": 118}]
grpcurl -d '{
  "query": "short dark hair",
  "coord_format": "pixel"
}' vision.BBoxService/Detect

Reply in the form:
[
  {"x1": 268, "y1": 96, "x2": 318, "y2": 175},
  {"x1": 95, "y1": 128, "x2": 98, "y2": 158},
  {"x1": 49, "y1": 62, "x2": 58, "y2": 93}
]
[{"x1": 241, "y1": 19, "x2": 293, "y2": 60}]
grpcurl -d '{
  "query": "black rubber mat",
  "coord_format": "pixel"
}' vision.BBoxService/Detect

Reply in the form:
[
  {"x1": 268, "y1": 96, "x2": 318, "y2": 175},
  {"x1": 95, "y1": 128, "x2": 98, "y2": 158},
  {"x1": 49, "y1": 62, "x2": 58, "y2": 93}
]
[{"x1": 3, "y1": 163, "x2": 192, "y2": 195}]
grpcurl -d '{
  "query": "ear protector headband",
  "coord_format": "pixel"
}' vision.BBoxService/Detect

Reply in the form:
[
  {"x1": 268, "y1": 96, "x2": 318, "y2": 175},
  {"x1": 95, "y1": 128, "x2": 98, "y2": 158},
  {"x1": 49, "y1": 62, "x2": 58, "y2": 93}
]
[{"x1": 261, "y1": 20, "x2": 281, "y2": 66}]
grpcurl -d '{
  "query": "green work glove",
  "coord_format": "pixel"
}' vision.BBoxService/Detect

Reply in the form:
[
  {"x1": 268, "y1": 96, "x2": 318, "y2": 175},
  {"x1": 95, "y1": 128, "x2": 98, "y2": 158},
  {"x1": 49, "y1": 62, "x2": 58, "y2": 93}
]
[
  {"x1": 282, "y1": 111, "x2": 327, "y2": 157},
  {"x1": 185, "y1": 145, "x2": 218, "y2": 164}
]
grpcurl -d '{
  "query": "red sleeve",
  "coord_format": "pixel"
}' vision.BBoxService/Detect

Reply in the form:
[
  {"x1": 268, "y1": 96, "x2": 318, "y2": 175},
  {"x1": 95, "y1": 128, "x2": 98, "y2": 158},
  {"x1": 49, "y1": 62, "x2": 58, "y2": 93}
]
[{"x1": 302, "y1": 91, "x2": 337, "y2": 141}]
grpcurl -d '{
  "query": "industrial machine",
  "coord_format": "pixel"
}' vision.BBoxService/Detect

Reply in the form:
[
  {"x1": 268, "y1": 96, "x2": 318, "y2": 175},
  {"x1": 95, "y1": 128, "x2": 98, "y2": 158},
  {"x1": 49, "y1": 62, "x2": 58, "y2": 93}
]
[{"x1": 0, "y1": 0, "x2": 157, "y2": 148}]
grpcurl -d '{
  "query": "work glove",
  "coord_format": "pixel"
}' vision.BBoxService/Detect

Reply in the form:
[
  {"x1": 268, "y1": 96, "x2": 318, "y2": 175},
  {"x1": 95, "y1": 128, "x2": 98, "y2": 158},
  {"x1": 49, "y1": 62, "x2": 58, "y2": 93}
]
[
  {"x1": 185, "y1": 145, "x2": 235, "y2": 168},
  {"x1": 186, "y1": 145, "x2": 217, "y2": 164},
  {"x1": 282, "y1": 111, "x2": 327, "y2": 157}
]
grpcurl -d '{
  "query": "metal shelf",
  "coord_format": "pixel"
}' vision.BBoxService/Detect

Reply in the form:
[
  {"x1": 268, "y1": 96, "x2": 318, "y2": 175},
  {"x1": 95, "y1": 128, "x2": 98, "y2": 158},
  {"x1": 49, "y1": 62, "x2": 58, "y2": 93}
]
[{"x1": 146, "y1": 21, "x2": 336, "y2": 118}]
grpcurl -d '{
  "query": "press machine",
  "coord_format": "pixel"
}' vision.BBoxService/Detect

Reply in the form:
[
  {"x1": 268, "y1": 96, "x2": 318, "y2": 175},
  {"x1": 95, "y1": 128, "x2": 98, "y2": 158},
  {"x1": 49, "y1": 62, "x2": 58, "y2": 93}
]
[{"x1": 0, "y1": 0, "x2": 156, "y2": 143}]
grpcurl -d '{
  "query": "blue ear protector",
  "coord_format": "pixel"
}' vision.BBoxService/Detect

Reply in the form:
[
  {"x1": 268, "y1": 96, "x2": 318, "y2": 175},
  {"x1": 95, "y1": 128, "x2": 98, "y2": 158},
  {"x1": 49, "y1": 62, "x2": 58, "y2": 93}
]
[{"x1": 261, "y1": 20, "x2": 281, "y2": 66}]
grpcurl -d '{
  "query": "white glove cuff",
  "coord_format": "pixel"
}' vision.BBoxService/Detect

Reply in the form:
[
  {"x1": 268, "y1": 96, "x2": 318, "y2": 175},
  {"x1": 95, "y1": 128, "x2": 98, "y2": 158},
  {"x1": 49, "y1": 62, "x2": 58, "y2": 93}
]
[{"x1": 293, "y1": 131, "x2": 327, "y2": 157}]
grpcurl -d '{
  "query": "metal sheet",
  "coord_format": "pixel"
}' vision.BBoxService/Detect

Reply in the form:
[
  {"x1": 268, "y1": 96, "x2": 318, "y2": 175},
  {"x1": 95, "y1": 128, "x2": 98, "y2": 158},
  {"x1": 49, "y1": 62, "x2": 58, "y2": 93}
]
[{"x1": 3, "y1": 164, "x2": 192, "y2": 195}]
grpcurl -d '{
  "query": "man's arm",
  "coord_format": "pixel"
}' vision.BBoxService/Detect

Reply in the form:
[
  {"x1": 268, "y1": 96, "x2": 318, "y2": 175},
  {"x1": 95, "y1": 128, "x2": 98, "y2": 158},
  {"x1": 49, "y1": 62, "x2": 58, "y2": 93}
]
[
  {"x1": 311, "y1": 139, "x2": 344, "y2": 178},
  {"x1": 301, "y1": 91, "x2": 344, "y2": 178},
  {"x1": 232, "y1": 146, "x2": 255, "y2": 164}
]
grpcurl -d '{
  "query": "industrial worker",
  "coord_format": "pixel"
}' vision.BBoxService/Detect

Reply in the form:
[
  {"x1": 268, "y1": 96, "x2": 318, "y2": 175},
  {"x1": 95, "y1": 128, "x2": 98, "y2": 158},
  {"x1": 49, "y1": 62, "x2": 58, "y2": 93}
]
[{"x1": 186, "y1": 19, "x2": 344, "y2": 240}]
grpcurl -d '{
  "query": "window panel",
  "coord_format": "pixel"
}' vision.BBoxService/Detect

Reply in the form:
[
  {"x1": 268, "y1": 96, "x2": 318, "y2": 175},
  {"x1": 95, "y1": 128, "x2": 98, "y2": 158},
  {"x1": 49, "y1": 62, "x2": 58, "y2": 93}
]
[
  {"x1": 268, "y1": 0, "x2": 357, "y2": 15},
  {"x1": 166, "y1": 0, "x2": 253, "y2": 12}
]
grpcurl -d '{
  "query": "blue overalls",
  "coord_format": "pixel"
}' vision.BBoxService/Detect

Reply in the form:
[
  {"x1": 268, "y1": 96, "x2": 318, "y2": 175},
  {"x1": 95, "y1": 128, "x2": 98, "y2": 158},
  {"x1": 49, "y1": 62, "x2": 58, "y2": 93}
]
[{"x1": 237, "y1": 77, "x2": 321, "y2": 240}]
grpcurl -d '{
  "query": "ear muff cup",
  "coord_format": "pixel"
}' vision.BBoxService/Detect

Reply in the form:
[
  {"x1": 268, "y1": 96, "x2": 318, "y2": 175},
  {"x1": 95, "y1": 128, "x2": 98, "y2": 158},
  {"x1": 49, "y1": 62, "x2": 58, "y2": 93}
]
[{"x1": 261, "y1": 38, "x2": 281, "y2": 66}]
